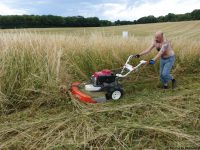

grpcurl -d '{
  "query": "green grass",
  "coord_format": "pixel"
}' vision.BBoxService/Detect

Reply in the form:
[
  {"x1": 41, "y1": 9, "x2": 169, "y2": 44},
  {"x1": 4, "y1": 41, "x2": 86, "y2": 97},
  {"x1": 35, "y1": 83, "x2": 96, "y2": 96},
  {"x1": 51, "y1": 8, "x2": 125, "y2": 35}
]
[{"x1": 0, "y1": 21, "x2": 200, "y2": 149}]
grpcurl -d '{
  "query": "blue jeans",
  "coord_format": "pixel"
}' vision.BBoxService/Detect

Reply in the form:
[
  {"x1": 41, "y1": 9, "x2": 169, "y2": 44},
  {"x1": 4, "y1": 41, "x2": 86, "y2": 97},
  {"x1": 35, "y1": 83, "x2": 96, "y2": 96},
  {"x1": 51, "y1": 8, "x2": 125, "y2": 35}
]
[{"x1": 160, "y1": 56, "x2": 175, "y2": 84}]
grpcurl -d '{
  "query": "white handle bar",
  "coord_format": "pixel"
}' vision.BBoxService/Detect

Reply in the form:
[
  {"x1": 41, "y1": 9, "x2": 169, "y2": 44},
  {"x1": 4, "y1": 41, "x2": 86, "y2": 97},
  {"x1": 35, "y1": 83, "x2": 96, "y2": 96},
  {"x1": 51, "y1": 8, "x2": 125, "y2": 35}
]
[{"x1": 116, "y1": 55, "x2": 147, "y2": 78}]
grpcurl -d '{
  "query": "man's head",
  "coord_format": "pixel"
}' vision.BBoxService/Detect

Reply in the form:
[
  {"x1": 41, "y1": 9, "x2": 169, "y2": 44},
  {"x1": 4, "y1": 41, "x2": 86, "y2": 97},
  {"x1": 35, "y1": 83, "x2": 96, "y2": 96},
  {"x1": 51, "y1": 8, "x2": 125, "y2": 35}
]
[{"x1": 155, "y1": 31, "x2": 164, "y2": 43}]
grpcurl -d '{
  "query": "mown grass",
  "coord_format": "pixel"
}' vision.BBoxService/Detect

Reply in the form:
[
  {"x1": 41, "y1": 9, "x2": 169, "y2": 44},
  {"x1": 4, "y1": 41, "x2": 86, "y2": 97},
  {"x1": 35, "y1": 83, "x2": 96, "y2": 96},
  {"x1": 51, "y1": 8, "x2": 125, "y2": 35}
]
[
  {"x1": 0, "y1": 74, "x2": 199, "y2": 149},
  {"x1": 0, "y1": 21, "x2": 200, "y2": 149}
]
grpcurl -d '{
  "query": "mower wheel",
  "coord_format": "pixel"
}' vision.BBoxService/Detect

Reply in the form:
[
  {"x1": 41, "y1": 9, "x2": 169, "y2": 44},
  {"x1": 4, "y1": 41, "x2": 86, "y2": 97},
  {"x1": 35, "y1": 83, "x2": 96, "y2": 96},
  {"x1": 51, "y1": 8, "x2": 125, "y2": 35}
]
[{"x1": 105, "y1": 88, "x2": 124, "y2": 100}]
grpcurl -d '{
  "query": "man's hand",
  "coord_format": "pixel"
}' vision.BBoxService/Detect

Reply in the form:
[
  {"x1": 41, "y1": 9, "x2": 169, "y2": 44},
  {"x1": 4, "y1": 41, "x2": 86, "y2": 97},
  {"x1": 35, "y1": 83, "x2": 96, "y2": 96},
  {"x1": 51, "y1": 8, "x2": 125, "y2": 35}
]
[
  {"x1": 135, "y1": 54, "x2": 140, "y2": 58},
  {"x1": 148, "y1": 59, "x2": 155, "y2": 65},
  {"x1": 131, "y1": 54, "x2": 140, "y2": 58}
]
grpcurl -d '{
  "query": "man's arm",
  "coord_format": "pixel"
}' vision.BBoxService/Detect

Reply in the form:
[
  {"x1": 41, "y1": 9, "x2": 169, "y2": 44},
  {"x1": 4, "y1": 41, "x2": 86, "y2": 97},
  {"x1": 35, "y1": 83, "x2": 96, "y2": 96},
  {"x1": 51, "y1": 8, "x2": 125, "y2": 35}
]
[{"x1": 139, "y1": 44, "x2": 155, "y2": 56}]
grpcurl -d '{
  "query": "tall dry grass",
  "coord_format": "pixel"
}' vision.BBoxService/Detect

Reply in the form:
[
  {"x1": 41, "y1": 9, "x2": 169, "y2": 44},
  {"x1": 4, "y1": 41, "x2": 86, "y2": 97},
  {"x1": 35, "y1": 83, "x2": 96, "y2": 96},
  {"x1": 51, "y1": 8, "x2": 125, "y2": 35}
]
[{"x1": 0, "y1": 31, "x2": 200, "y2": 113}]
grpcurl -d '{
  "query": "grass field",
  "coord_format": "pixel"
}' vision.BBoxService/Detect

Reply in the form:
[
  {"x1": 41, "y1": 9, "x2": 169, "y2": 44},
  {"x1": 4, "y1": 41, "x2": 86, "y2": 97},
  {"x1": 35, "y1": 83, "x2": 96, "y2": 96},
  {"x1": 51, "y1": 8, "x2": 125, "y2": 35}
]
[{"x1": 0, "y1": 21, "x2": 200, "y2": 149}]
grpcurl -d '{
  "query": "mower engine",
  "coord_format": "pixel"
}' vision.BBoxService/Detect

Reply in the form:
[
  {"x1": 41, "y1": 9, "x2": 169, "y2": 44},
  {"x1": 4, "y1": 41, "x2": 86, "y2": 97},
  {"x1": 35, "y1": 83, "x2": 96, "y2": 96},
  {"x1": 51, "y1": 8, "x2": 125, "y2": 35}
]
[
  {"x1": 85, "y1": 69, "x2": 118, "y2": 92},
  {"x1": 91, "y1": 69, "x2": 116, "y2": 86},
  {"x1": 85, "y1": 69, "x2": 123, "y2": 100}
]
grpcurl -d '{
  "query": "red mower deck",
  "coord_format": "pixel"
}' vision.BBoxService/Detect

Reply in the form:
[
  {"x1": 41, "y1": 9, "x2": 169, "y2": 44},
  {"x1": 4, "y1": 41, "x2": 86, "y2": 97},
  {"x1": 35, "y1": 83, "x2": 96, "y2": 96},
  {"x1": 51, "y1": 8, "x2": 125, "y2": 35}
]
[{"x1": 70, "y1": 82, "x2": 97, "y2": 103}]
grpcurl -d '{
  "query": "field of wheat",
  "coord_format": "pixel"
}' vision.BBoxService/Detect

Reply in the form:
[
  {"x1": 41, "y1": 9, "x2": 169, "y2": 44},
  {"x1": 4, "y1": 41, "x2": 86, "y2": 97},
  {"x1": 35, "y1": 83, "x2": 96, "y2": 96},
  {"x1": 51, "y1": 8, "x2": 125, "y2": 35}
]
[{"x1": 0, "y1": 21, "x2": 200, "y2": 149}]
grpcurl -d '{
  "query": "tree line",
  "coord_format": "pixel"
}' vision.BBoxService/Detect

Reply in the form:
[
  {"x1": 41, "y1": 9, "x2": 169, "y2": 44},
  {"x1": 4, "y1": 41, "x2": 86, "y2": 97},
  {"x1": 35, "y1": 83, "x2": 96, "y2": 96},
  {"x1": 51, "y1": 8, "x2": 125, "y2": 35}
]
[{"x1": 0, "y1": 9, "x2": 199, "y2": 29}]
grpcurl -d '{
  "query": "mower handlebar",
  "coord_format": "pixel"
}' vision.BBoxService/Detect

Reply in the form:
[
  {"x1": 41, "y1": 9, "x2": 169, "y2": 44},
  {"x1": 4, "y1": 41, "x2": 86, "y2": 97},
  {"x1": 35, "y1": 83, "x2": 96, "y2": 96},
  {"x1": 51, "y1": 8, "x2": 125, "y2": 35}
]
[
  {"x1": 116, "y1": 59, "x2": 147, "y2": 78},
  {"x1": 125, "y1": 55, "x2": 138, "y2": 65},
  {"x1": 130, "y1": 54, "x2": 138, "y2": 58}
]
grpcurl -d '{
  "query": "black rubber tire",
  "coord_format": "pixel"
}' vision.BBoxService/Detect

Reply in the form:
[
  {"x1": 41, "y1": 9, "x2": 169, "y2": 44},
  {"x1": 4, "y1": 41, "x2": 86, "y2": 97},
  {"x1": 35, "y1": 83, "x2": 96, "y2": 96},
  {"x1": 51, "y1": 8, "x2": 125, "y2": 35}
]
[{"x1": 105, "y1": 88, "x2": 124, "y2": 100}]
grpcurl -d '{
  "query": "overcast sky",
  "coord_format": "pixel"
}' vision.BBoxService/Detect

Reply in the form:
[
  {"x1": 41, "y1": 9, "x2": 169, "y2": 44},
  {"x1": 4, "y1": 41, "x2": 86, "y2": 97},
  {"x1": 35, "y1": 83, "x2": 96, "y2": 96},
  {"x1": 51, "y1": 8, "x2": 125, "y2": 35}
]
[{"x1": 0, "y1": 0, "x2": 200, "y2": 21}]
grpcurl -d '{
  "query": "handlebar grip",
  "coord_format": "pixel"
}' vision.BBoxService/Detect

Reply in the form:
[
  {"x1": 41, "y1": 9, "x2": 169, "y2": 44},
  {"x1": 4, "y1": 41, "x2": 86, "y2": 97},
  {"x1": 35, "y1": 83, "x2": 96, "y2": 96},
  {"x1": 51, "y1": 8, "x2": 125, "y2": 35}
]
[{"x1": 130, "y1": 54, "x2": 140, "y2": 58}]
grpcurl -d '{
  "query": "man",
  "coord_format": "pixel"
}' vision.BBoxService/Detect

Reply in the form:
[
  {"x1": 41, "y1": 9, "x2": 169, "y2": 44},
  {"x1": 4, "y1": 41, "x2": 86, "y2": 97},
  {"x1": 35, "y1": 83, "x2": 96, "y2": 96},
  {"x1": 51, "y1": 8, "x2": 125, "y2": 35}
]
[{"x1": 135, "y1": 31, "x2": 176, "y2": 89}]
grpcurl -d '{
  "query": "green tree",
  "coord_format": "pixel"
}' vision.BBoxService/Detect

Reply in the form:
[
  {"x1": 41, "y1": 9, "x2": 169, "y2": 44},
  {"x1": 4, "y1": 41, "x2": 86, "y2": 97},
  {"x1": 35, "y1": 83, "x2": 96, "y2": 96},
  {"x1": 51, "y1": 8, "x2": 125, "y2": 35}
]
[{"x1": 191, "y1": 9, "x2": 200, "y2": 20}]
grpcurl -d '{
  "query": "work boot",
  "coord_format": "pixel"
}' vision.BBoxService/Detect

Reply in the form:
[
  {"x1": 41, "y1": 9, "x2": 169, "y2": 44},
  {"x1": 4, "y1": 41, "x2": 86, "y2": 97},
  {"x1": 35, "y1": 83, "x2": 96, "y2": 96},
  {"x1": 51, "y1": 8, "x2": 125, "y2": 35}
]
[
  {"x1": 163, "y1": 85, "x2": 169, "y2": 89},
  {"x1": 172, "y1": 79, "x2": 177, "y2": 89}
]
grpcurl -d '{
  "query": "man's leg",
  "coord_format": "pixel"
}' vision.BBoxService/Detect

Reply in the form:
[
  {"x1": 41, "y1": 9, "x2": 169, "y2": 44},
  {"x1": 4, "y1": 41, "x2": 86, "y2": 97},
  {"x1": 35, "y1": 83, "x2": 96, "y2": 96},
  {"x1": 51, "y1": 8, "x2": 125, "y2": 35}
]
[
  {"x1": 160, "y1": 58, "x2": 165, "y2": 84},
  {"x1": 160, "y1": 56, "x2": 175, "y2": 87}
]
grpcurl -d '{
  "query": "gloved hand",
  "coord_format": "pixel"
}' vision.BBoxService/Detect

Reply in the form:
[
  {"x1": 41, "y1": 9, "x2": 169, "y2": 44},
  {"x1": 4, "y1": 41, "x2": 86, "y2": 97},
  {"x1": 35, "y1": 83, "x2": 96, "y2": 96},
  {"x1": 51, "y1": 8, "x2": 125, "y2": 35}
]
[
  {"x1": 149, "y1": 59, "x2": 155, "y2": 65},
  {"x1": 131, "y1": 54, "x2": 140, "y2": 58},
  {"x1": 135, "y1": 54, "x2": 140, "y2": 58}
]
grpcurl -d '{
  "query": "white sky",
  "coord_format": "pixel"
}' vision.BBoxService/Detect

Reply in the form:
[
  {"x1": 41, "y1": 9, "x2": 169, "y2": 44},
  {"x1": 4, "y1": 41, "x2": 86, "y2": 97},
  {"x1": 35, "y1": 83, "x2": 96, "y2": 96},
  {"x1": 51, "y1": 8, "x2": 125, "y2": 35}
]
[{"x1": 0, "y1": 0, "x2": 200, "y2": 21}]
